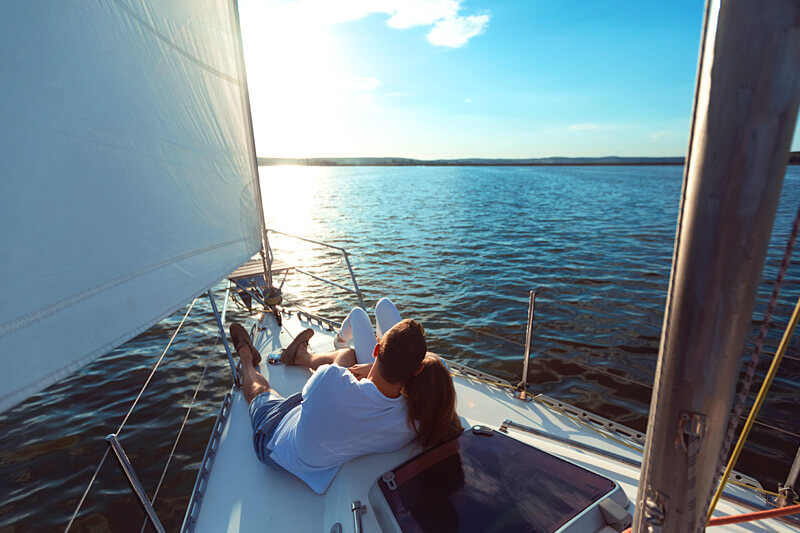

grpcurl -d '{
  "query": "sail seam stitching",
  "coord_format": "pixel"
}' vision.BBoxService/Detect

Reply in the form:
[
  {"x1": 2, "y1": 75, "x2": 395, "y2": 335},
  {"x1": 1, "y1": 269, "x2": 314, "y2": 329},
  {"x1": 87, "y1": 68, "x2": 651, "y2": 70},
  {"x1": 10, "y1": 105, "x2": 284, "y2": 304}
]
[
  {"x1": 111, "y1": 0, "x2": 242, "y2": 86},
  {"x1": 0, "y1": 238, "x2": 247, "y2": 340}
]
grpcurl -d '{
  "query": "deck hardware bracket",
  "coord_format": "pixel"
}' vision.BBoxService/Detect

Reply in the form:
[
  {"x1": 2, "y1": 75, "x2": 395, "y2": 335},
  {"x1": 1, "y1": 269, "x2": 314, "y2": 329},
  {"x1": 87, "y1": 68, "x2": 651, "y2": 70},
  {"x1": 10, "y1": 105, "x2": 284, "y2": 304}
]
[
  {"x1": 472, "y1": 425, "x2": 494, "y2": 436},
  {"x1": 778, "y1": 484, "x2": 798, "y2": 507},
  {"x1": 382, "y1": 471, "x2": 398, "y2": 491},
  {"x1": 675, "y1": 411, "x2": 706, "y2": 453},
  {"x1": 351, "y1": 500, "x2": 367, "y2": 533},
  {"x1": 329, "y1": 523, "x2": 343, "y2": 533},
  {"x1": 515, "y1": 381, "x2": 533, "y2": 402},
  {"x1": 105, "y1": 433, "x2": 165, "y2": 533},
  {"x1": 643, "y1": 486, "x2": 667, "y2": 533},
  {"x1": 599, "y1": 496, "x2": 632, "y2": 531},
  {"x1": 267, "y1": 351, "x2": 283, "y2": 365}
]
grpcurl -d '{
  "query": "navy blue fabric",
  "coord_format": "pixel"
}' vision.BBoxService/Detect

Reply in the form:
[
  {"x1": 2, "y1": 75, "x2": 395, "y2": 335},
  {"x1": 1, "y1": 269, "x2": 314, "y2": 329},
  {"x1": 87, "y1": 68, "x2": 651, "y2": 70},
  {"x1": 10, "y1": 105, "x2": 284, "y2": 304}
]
[{"x1": 249, "y1": 391, "x2": 303, "y2": 465}]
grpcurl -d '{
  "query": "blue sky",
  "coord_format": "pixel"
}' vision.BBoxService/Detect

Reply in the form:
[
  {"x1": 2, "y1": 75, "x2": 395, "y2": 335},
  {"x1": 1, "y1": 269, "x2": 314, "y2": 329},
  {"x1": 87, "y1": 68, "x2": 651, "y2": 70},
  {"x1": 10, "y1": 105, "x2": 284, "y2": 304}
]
[{"x1": 239, "y1": 1, "x2": 798, "y2": 159}]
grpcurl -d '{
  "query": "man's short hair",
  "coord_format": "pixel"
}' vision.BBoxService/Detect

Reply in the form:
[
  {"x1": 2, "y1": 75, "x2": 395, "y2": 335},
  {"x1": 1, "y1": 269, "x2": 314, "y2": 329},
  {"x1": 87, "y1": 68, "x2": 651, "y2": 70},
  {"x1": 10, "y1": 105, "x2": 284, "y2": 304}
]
[{"x1": 377, "y1": 319, "x2": 426, "y2": 384}]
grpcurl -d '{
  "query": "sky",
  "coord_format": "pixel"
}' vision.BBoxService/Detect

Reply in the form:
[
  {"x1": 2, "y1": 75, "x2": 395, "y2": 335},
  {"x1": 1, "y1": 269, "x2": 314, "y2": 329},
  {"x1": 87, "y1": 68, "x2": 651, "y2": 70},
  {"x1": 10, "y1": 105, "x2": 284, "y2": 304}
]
[{"x1": 238, "y1": 1, "x2": 798, "y2": 159}]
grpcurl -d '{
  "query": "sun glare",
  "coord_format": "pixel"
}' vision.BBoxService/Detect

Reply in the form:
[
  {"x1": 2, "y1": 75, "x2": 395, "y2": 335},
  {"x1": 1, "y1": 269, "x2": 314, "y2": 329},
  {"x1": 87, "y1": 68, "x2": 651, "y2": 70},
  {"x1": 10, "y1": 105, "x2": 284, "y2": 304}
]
[
  {"x1": 241, "y1": 3, "x2": 354, "y2": 157},
  {"x1": 260, "y1": 165, "x2": 327, "y2": 247}
]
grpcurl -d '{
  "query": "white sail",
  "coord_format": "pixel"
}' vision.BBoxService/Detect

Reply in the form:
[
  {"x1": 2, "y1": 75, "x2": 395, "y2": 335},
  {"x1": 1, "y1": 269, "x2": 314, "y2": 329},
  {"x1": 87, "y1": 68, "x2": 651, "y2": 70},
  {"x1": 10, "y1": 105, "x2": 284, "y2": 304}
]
[{"x1": 0, "y1": 0, "x2": 262, "y2": 412}]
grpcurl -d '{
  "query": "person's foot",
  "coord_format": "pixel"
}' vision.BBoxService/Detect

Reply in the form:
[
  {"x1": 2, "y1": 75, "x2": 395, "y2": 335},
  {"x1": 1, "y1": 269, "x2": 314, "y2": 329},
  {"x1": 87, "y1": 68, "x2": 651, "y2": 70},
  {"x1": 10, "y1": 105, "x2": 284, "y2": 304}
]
[
  {"x1": 230, "y1": 323, "x2": 262, "y2": 367},
  {"x1": 281, "y1": 328, "x2": 314, "y2": 365}
]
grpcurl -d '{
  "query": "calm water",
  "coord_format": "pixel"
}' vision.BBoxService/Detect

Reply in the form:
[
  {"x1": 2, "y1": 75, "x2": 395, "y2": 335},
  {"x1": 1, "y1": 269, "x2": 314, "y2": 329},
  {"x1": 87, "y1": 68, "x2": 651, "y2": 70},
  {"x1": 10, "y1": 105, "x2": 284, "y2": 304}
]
[{"x1": 1, "y1": 165, "x2": 799, "y2": 531}]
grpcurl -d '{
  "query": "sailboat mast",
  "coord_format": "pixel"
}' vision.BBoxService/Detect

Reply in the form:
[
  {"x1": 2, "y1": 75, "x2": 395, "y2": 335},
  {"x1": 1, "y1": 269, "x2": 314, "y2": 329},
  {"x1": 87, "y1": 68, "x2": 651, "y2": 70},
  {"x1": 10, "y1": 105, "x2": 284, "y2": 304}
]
[{"x1": 632, "y1": 1, "x2": 800, "y2": 532}]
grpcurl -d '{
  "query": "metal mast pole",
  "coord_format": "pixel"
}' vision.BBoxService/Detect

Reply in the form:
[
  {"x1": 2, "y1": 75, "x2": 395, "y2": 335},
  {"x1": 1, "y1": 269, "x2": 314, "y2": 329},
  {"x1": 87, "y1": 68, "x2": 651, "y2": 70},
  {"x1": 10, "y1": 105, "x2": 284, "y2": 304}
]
[{"x1": 632, "y1": 1, "x2": 800, "y2": 532}]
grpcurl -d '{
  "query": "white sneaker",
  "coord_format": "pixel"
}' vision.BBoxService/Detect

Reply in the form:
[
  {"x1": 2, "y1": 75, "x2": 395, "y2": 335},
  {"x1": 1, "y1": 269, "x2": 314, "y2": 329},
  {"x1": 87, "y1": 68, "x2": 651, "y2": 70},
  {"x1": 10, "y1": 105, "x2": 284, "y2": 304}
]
[{"x1": 333, "y1": 332, "x2": 350, "y2": 350}]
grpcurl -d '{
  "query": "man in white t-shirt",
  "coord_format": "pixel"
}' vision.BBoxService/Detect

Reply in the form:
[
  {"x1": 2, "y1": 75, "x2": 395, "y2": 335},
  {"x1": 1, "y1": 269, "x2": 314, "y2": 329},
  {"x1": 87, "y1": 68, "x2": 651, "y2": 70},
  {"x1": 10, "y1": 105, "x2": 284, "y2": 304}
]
[{"x1": 230, "y1": 318, "x2": 427, "y2": 494}]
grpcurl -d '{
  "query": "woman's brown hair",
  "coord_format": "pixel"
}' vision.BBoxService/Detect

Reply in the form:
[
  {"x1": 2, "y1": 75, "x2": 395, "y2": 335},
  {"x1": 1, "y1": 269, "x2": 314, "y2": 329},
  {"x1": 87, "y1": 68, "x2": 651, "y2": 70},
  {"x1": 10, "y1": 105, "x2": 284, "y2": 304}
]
[{"x1": 403, "y1": 353, "x2": 462, "y2": 448}]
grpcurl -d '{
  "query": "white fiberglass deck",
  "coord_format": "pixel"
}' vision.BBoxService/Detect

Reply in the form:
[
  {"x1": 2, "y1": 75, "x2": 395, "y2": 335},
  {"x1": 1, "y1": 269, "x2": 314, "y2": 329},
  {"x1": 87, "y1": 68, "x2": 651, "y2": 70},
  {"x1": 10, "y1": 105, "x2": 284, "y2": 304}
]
[{"x1": 190, "y1": 310, "x2": 796, "y2": 532}]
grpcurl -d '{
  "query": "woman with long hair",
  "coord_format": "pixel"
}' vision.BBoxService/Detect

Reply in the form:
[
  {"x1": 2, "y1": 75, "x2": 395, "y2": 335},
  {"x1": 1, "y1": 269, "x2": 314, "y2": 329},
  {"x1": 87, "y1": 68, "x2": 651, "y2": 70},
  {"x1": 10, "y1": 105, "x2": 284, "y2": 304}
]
[
  {"x1": 336, "y1": 298, "x2": 462, "y2": 448},
  {"x1": 404, "y1": 352, "x2": 462, "y2": 448}
]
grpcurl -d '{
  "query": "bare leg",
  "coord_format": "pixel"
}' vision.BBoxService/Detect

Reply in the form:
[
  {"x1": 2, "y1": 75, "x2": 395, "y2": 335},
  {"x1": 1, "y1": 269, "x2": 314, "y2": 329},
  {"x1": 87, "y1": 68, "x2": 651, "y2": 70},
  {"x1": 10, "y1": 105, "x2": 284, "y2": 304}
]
[
  {"x1": 237, "y1": 344, "x2": 274, "y2": 404},
  {"x1": 293, "y1": 345, "x2": 356, "y2": 370}
]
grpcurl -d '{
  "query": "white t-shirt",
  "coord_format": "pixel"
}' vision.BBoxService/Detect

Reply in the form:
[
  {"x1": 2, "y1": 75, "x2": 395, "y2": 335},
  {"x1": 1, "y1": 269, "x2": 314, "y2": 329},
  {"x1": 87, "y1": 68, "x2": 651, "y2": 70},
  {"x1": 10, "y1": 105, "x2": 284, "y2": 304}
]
[{"x1": 267, "y1": 364, "x2": 415, "y2": 494}]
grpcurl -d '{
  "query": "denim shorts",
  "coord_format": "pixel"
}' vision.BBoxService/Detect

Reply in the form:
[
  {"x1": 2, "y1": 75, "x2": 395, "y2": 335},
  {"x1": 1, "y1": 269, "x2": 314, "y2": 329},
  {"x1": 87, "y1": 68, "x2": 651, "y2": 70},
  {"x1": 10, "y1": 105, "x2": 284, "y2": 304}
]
[{"x1": 249, "y1": 390, "x2": 302, "y2": 465}]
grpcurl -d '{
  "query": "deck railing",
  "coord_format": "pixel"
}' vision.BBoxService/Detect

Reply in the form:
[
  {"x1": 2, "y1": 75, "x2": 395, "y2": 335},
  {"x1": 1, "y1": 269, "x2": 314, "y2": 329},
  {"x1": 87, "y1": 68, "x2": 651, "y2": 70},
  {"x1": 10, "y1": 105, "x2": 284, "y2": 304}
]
[{"x1": 265, "y1": 228, "x2": 366, "y2": 311}]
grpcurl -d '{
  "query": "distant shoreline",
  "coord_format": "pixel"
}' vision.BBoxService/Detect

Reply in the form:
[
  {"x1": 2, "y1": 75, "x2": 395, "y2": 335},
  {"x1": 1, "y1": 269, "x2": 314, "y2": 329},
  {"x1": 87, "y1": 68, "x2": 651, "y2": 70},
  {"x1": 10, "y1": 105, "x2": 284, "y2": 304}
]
[
  {"x1": 257, "y1": 156, "x2": 685, "y2": 167},
  {"x1": 258, "y1": 152, "x2": 800, "y2": 167}
]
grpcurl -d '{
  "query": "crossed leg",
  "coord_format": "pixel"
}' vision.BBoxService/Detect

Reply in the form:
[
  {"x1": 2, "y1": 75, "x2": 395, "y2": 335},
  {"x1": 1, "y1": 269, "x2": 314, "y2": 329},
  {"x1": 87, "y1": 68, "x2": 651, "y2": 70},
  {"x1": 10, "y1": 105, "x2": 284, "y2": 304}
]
[{"x1": 237, "y1": 343, "x2": 273, "y2": 404}]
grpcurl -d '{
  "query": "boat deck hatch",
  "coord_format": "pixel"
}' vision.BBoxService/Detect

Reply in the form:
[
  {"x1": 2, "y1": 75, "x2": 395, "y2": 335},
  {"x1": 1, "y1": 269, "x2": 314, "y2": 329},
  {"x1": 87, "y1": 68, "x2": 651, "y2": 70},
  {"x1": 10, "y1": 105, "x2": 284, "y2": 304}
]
[{"x1": 369, "y1": 426, "x2": 629, "y2": 532}]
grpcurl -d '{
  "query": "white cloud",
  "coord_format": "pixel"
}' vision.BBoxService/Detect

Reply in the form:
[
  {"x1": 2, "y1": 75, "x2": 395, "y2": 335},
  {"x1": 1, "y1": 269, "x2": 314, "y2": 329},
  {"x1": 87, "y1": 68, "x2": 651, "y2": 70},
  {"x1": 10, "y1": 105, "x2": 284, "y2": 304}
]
[
  {"x1": 350, "y1": 77, "x2": 381, "y2": 91},
  {"x1": 274, "y1": 0, "x2": 489, "y2": 47},
  {"x1": 568, "y1": 123, "x2": 612, "y2": 131},
  {"x1": 427, "y1": 14, "x2": 489, "y2": 47},
  {"x1": 385, "y1": 0, "x2": 460, "y2": 29},
  {"x1": 463, "y1": 98, "x2": 471, "y2": 103},
  {"x1": 649, "y1": 130, "x2": 671, "y2": 140}
]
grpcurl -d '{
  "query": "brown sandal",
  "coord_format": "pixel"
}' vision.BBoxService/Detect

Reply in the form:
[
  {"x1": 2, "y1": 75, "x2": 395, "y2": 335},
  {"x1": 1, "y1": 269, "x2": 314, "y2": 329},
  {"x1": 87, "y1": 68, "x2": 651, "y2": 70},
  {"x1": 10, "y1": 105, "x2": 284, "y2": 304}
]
[
  {"x1": 281, "y1": 328, "x2": 314, "y2": 365},
  {"x1": 230, "y1": 323, "x2": 262, "y2": 366}
]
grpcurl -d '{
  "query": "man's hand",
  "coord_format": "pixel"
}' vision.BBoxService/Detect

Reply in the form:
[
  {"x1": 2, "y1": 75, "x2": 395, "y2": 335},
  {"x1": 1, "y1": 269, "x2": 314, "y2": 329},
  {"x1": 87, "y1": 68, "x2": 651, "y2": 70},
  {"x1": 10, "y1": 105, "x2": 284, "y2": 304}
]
[{"x1": 348, "y1": 362, "x2": 372, "y2": 380}]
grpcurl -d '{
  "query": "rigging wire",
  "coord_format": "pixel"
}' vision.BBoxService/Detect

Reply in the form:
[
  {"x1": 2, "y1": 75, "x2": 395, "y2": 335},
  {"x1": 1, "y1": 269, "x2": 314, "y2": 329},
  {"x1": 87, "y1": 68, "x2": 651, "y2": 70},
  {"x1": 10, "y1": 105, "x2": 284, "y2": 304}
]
[
  {"x1": 64, "y1": 447, "x2": 110, "y2": 532},
  {"x1": 142, "y1": 352, "x2": 214, "y2": 532},
  {"x1": 116, "y1": 298, "x2": 197, "y2": 436},
  {"x1": 65, "y1": 298, "x2": 197, "y2": 531},
  {"x1": 704, "y1": 201, "x2": 800, "y2": 521},
  {"x1": 708, "y1": 294, "x2": 800, "y2": 521}
]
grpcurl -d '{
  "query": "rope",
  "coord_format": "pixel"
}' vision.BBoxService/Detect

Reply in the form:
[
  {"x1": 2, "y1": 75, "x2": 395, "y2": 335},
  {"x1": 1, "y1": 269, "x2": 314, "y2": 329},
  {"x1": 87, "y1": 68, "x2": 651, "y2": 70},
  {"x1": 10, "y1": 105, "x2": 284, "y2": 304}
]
[
  {"x1": 65, "y1": 298, "x2": 196, "y2": 531},
  {"x1": 623, "y1": 503, "x2": 800, "y2": 532},
  {"x1": 708, "y1": 502, "x2": 800, "y2": 527},
  {"x1": 708, "y1": 294, "x2": 800, "y2": 521},
  {"x1": 687, "y1": 434, "x2": 701, "y2": 532},
  {"x1": 705, "y1": 201, "x2": 800, "y2": 521},
  {"x1": 623, "y1": 502, "x2": 800, "y2": 532},
  {"x1": 728, "y1": 478, "x2": 783, "y2": 499},
  {"x1": 116, "y1": 299, "x2": 196, "y2": 435}
]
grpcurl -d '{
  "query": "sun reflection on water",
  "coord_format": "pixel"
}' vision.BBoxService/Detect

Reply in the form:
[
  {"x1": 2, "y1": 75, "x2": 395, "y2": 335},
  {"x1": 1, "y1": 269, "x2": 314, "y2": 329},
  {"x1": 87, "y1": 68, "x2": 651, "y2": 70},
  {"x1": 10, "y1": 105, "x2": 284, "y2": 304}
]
[
  {"x1": 258, "y1": 165, "x2": 347, "y2": 310},
  {"x1": 260, "y1": 165, "x2": 329, "y2": 239}
]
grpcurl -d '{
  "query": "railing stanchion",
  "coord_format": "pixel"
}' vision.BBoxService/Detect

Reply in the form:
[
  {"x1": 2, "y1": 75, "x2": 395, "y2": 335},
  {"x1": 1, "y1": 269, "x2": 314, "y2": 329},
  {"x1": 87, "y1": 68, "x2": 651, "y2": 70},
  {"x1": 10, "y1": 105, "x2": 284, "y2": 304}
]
[
  {"x1": 106, "y1": 434, "x2": 166, "y2": 533},
  {"x1": 515, "y1": 290, "x2": 536, "y2": 401},
  {"x1": 342, "y1": 250, "x2": 366, "y2": 311},
  {"x1": 265, "y1": 228, "x2": 366, "y2": 311},
  {"x1": 779, "y1": 445, "x2": 800, "y2": 506},
  {"x1": 207, "y1": 289, "x2": 238, "y2": 386}
]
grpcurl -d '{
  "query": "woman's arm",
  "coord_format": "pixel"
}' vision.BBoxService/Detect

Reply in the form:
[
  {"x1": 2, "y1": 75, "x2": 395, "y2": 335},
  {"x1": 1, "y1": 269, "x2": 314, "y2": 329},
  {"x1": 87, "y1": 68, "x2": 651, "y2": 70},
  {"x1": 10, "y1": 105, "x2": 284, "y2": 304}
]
[{"x1": 348, "y1": 362, "x2": 373, "y2": 380}]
